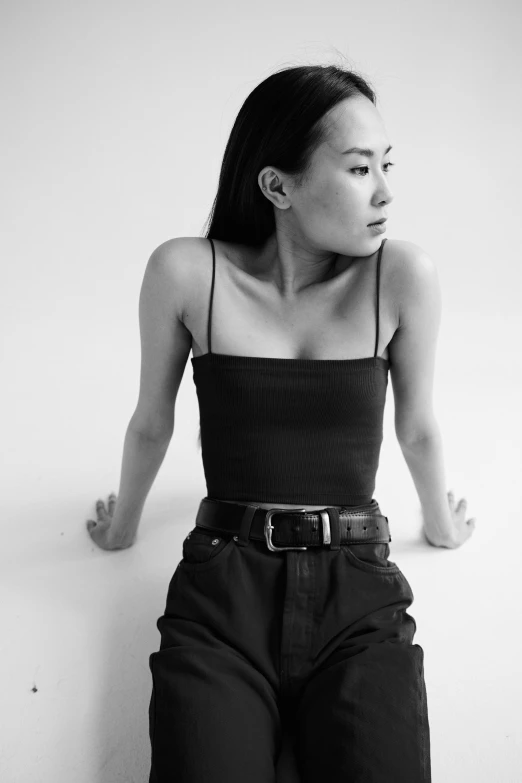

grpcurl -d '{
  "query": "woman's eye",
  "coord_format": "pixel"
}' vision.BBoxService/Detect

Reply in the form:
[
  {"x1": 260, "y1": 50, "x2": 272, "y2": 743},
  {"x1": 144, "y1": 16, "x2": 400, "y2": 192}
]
[{"x1": 351, "y1": 162, "x2": 395, "y2": 176}]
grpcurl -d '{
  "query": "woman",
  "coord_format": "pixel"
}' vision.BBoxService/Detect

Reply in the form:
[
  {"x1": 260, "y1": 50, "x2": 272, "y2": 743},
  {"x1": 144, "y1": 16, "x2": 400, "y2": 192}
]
[{"x1": 87, "y1": 65, "x2": 476, "y2": 782}]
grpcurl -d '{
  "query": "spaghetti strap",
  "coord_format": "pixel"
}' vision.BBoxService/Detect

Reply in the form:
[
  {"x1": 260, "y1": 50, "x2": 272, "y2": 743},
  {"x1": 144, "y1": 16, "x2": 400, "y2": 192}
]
[
  {"x1": 207, "y1": 237, "x2": 216, "y2": 354},
  {"x1": 374, "y1": 238, "x2": 387, "y2": 359}
]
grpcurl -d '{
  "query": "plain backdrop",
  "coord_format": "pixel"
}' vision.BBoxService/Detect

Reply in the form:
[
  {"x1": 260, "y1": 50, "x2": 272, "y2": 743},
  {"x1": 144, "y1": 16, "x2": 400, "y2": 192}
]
[{"x1": 1, "y1": 1, "x2": 521, "y2": 781}]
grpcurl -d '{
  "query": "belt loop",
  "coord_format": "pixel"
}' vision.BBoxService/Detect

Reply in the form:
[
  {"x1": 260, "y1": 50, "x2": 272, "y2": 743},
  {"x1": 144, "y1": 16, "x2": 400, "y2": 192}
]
[
  {"x1": 326, "y1": 507, "x2": 341, "y2": 550},
  {"x1": 236, "y1": 504, "x2": 257, "y2": 548}
]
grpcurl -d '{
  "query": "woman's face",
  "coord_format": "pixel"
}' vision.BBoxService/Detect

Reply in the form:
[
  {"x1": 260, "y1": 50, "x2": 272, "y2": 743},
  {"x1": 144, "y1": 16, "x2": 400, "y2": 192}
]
[{"x1": 282, "y1": 95, "x2": 395, "y2": 259}]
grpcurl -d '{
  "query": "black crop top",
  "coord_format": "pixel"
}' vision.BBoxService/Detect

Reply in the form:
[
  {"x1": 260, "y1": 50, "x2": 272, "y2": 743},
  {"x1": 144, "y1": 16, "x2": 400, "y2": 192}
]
[{"x1": 191, "y1": 238, "x2": 390, "y2": 505}]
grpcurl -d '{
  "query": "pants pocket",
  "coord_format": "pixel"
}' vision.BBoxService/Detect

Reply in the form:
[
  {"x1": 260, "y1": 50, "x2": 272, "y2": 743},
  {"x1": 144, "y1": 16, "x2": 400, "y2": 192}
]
[
  {"x1": 341, "y1": 541, "x2": 401, "y2": 575},
  {"x1": 180, "y1": 526, "x2": 234, "y2": 569}
]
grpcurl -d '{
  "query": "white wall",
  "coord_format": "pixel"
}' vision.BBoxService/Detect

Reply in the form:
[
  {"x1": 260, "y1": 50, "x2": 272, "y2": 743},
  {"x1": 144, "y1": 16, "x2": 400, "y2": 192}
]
[{"x1": 2, "y1": 0, "x2": 521, "y2": 781}]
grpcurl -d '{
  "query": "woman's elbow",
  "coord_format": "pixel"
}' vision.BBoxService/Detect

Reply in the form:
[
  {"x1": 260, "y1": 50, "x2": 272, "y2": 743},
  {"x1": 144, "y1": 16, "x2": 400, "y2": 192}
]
[{"x1": 395, "y1": 416, "x2": 440, "y2": 449}]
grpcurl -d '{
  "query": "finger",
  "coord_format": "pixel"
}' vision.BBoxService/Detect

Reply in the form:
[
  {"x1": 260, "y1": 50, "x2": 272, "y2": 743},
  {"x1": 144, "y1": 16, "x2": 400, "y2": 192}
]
[
  {"x1": 447, "y1": 490, "x2": 455, "y2": 509},
  {"x1": 466, "y1": 517, "x2": 476, "y2": 527},
  {"x1": 456, "y1": 498, "x2": 467, "y2": 514},
  {"x1": 108, "y1": 493, "x2": 117, "y2": 515},
  {"x1": 86, "y1": 519, "x2": 97, "y2": 531},
  {"x1": 95, "y1": 500, "x2": 106, "y2": 521}
]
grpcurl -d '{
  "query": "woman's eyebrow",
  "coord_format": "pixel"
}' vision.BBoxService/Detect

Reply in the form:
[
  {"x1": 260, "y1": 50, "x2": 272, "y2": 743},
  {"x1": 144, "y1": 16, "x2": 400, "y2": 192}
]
[{"x1": 342, "y1": 144, "x2": 393, "y2": 157}]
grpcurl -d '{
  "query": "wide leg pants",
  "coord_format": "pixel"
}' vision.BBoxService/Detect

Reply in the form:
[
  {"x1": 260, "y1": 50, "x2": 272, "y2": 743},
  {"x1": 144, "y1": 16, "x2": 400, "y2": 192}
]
[{"x1": 148, "y1": 500, "x2": 431, "y2": 782}]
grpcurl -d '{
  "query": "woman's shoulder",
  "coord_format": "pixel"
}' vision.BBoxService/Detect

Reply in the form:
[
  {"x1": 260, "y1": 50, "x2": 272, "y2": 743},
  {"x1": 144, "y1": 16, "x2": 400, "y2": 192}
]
[
  {"x1": 383, "y1": 237, "x2": 434, "y2": 268},
  {"x1": 382, "y1": 239, "x2": 440, "y2": 329},
  {"x1": 381, "y1": 238, "x2": 437, "y2": 294},
  {"x1": 147, "y1": 235, "x2": 209, "y2": 268},
  {"x1": 147, "y1": 235, "x2": 251, "y2": 288},
  {"x1": 148, "y1": 235, "x2": 241, "y2": 269},
  {"x1": 144, "y1": 236, "x2": 234, "y2": 325},
  {"x1": 145, "y1": 236, "x2": 213, "y2": 291}
]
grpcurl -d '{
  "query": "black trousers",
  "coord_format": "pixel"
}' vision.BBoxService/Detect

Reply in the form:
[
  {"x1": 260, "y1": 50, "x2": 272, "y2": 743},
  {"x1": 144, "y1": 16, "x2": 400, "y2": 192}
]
[{"x1": 148, "y1": 498, "x2": 431, "y2": 782}]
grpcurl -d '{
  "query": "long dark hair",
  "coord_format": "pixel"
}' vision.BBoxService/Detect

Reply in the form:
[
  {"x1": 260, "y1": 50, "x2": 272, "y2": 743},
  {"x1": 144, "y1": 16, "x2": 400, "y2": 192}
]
[{"x1": 201, "y1": 64, "x2": 377, "y2": 245}]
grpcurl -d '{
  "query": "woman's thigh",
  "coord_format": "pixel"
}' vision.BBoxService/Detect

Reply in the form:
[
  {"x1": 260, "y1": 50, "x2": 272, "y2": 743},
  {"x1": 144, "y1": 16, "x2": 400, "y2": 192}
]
[
  {"x1": 148, "y1": 526, "x2": 286, "y2": 783},
  {"x1": 293, "y1": 541, "x2": 431, "y2": 783},
  {"x1": 148, "y1": 643, "x2": 281, "y2": 783},
  {"x1": 294, "y1": 640, "x2": 430, "y2": 782}
]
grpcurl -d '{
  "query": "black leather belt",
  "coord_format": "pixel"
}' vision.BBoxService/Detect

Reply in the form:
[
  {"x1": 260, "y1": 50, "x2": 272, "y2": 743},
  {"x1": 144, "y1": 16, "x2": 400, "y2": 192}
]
[{"x1": 195, "y1": 497, "x2": 391, "y2": 551}]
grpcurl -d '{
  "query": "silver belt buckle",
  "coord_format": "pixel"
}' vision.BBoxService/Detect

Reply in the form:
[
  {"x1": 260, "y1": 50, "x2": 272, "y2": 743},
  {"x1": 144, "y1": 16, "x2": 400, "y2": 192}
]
[{"x1": 264, "y1": 508, "x2": 331, "y2": 552}]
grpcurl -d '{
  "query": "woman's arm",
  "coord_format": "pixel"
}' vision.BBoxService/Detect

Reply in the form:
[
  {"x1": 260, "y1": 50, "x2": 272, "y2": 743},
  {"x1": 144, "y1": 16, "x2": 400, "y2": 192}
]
[
  {"x1": 398, "y1": 427, "x2": 456, "y2": 546},
  {"x1": 94, "y1": 238, "x2": 194, "y2": 548},
  {"x1": 387, "y1": 240, "x2": 470, "y2": 547},
  {"x1": 105, "y1": 427, "x2": 172, "y2": 547}
]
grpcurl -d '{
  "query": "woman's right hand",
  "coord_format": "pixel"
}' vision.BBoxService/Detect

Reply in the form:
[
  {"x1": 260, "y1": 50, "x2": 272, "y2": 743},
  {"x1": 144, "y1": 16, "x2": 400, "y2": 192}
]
[{"x1": 86, "y1": 493, "x2": 136, "y2": 551}]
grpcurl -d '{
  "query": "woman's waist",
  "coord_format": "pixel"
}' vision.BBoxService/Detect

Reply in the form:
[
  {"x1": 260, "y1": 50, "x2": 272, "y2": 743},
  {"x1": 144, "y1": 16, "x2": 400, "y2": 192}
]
[{"x1": 210, "y1": 497, "x2": 380, "y2": 514}]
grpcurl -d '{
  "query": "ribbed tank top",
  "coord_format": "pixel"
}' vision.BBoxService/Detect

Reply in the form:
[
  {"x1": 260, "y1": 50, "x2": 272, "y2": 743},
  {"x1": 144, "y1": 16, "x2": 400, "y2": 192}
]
[{"x1": 191, "y1": 238, "x2": 390, "y2": 505}]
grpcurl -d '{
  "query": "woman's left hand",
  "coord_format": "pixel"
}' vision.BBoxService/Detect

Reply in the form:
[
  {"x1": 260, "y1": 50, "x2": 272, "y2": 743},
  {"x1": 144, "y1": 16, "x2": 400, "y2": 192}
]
[{"x1": 423, "y1": 491, "x2": 476, "y2": 549}]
